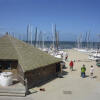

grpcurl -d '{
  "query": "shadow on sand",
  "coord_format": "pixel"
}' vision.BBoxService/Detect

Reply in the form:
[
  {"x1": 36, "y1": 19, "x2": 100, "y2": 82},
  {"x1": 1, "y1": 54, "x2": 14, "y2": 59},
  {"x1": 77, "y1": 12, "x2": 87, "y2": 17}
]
[
  {"x1": 84, "y1": 75, "x2": 97, "y2": 78},
  {"x1": 85, "y1": 75, "x2": 89, "y2": 78},
  {"x1": 72, "y1": 69, "x2": 77, "y2": 71},
  {"x1": 80, "y1": 75, "x2": 89, "y2": 78},
  {"x1": 13, "y1": 80, "x2": 19, "y2": 85},
  {"x1": 93, "y1": 76, "x2": 97, "y2": 78},
  {"x1": 58, "y1": 71, "x2": 69, "y2": 78},
  {"x1": 62, "y1": 71, "x2": 68, "y2": 76}
]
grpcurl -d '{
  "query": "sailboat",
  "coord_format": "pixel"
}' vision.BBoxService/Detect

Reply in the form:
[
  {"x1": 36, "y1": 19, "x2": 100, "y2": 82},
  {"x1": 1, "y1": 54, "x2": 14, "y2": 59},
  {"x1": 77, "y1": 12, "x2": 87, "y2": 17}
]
[
  {"x1": 48, "y1": 24, "x2": 68, "y2": 60},
  {"x1": 88, "y1": 50, "x2": 100, "y2": 60}
]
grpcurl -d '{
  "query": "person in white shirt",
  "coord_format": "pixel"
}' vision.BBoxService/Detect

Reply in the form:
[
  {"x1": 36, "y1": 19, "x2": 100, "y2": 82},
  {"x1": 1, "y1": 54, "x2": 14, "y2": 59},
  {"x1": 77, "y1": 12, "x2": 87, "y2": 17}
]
[{"x1": 90, "y1": 65, "x2": 94, "y2": 78}]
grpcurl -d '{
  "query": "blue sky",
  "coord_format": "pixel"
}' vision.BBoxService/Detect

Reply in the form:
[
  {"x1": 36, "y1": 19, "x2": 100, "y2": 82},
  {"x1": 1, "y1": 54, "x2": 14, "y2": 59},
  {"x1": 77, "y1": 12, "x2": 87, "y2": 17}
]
[{"x1": 0, "y1": 0, "x2": 100, "y2": 41}]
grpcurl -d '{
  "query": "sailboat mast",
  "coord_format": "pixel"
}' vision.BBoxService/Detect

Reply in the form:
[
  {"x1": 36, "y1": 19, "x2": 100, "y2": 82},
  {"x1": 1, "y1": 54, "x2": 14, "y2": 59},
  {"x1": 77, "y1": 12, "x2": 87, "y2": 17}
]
[
  {"x1": 27, "y1": 25, "x2": 28, "y2": 43},
  {"x1": 30, "y1": 25, "x2": 32, "y2": 45},
  {"x1": 55, "y1": 24, "x2": 59, "y2": 50},
  {"x1": 27, "y1": 24, "x2": 31, "y2": 43},
  {"x1": 52, "y1": 24, "x2": 54, "y2": 49},
  {"x1": 27, "y1": 24, "x2": 29, "y2": 43},
  {"x1": 35, "y1": 27, "x2": 37, "y2": 47},
  {"x1": 42, "y1": 32, "x2": 44, "y2": 49},
  {"x1": 55, "y1": 24, "x2": 57, "y2": 50},
  {"x1": 39, "y1": 31, "x2": 42, "y2": 48},
  {"x1": 85, "y1": 32, "x2": 87, "y2": 48},
  {"x1": 87, "y1": 32, "x2": 90, "y2": 49}
]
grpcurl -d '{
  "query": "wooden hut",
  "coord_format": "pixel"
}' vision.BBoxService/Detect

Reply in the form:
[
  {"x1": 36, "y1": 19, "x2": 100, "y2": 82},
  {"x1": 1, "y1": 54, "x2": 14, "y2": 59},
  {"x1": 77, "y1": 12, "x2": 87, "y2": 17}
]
[{"x1": 0, "y1": 35, "x2": 62, "y2": 89}]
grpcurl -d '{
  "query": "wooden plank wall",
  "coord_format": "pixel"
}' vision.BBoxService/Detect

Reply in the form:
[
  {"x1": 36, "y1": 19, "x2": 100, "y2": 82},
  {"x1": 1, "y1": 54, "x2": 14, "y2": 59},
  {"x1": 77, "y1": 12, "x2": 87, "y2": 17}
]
[{"x1": 25, "y1": 63, "x2": 60, "y2": 89}]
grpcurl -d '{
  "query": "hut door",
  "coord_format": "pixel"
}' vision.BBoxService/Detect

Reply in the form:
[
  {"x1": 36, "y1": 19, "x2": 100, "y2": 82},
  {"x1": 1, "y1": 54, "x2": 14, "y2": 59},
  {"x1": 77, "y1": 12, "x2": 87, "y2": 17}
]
[{"x1": 56, "y1": 63, "x2": 60, "y2": 72}]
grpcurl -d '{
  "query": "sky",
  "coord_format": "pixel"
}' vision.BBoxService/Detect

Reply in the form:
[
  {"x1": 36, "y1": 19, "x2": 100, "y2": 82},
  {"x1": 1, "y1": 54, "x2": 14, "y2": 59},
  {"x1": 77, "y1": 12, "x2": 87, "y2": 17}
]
[{"x1": 0, "y1": 0, "x2": 100, "y2": 41}]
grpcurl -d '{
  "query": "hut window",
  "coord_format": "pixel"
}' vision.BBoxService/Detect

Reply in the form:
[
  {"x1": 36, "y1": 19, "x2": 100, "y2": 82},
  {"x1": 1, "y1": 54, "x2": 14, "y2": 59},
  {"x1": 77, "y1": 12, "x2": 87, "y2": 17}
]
[
  {"x1": 0, "y1": 61, "x2": 11, "y2": 70},
  {"x1": 0, "y1": 64, "x2": 2, "y2": 69},
  {"x1": 5, "y1": 62, "x2": 11, "y2": 70}
]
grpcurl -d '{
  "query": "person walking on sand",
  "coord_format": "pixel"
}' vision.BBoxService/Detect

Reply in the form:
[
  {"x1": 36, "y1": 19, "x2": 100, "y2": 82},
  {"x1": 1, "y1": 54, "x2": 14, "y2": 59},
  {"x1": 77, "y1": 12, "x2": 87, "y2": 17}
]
[
  {"x1": 69, "y1": 60, "x2": 74, "y2": 71},
  {"x1": 90, "y1": 65, "x2": 94, "y2": 78},
  {"x1": 65, "y1": 55, "x2": 68, "y2": 61},
  {"x1": 81, "y1": 64, "x2": 86, "y2": 78}
]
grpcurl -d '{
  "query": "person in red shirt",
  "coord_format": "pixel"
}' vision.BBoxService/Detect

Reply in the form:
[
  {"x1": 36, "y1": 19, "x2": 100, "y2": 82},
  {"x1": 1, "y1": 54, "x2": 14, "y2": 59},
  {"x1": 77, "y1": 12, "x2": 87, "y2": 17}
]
[{"x1": 69, "y1": 60, "x2": 74, "y2": 71}]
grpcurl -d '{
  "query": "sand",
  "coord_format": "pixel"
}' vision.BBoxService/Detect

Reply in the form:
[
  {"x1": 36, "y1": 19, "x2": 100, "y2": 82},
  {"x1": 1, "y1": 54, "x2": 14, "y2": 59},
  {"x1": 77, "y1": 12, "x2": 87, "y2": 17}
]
[{"x1": 1, "y1": 49, "x2": 100, "y2": 100}]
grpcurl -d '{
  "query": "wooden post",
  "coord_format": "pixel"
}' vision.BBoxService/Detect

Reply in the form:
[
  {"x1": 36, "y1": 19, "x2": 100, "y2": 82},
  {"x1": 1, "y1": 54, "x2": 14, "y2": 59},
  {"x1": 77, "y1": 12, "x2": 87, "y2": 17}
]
[{"x1": 25, "y1": 78, "x2": 29, "y2": 96}]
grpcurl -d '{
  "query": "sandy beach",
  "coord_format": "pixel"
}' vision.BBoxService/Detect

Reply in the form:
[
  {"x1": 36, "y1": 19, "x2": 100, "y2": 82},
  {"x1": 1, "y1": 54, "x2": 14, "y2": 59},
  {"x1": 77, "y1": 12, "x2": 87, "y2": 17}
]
[{"x1": 1, "y1": 49, "x2": 100, "y2": 100}]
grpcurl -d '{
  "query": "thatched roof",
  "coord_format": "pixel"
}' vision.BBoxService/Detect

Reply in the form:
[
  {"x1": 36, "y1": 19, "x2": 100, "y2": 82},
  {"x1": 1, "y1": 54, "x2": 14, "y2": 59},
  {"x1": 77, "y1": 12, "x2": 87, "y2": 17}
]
[{"x1": 0, "y1": 35, "x2": 61, "y2": 72}]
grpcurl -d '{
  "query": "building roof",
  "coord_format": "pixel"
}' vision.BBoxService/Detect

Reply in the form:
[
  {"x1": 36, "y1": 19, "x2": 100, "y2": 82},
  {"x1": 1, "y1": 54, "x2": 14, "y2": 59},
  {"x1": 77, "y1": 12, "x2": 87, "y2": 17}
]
[{"x1": 0, "y1": 35, "x2": 61, "y2": 72}]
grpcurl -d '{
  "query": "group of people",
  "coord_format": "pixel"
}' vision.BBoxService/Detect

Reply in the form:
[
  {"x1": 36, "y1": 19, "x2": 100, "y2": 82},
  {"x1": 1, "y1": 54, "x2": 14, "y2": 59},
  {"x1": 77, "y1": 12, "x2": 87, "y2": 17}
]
[{"x1": 69, "y1": 60, "x2": 94, "y2": 78}]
